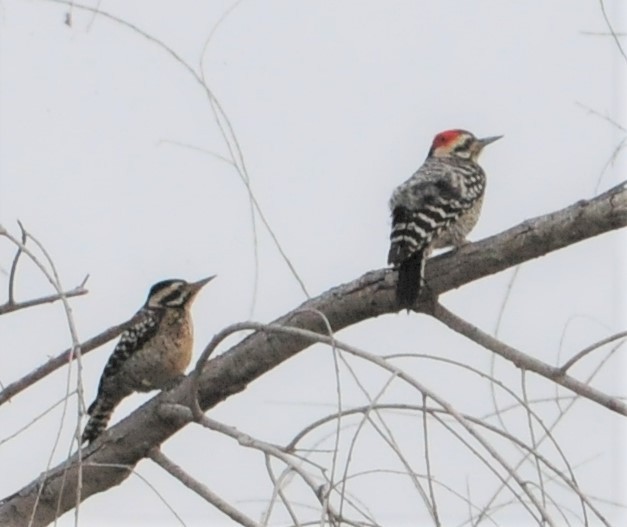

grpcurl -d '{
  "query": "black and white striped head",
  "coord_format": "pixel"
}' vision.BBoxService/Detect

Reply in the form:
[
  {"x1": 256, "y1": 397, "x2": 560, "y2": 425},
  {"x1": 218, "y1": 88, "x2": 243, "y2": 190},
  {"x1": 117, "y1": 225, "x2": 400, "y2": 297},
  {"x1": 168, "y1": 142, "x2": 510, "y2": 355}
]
[
  {"x1": 145, "y1": 276, "x2": 215, "y2": 309},
  {"x1": 427, "y1": 129, "x2": 502, "y2": 161}
]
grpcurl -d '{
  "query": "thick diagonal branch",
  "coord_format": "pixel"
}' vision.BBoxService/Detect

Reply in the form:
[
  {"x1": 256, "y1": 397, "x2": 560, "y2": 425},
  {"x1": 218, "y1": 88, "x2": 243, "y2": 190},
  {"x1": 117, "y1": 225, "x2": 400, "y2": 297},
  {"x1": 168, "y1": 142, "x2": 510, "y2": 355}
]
[{"x1": 1, "y1": 182, "x2": 625, "y2": 527}]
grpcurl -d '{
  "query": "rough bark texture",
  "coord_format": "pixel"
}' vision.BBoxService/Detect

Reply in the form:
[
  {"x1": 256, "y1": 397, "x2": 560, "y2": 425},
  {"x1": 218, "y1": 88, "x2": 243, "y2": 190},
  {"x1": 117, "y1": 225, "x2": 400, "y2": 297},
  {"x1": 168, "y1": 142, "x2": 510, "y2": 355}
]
[{"x1": 1, "y1": 182, "x2": 625, "y2": 527}]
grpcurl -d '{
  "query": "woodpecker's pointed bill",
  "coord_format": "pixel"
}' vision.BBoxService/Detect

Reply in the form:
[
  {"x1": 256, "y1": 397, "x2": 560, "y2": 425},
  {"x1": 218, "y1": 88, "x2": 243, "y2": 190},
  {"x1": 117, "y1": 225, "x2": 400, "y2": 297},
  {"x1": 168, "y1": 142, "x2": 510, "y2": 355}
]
[
  {"x1": 388, "y1": 129, "x2": 501, "y2": 308},
  {"x1": 478, "y1": 135, "x2": 503, "y2": 148},
  {"x1": 189, "y1": 275, "x2": 216, "y2": 293}
]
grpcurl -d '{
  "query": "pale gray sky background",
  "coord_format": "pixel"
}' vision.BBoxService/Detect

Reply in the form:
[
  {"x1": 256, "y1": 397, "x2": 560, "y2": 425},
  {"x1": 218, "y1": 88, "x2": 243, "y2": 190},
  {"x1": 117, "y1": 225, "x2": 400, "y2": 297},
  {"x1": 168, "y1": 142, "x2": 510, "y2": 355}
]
[{"x1": 0, "y1": 1, "x2": 625, "y2": 525}]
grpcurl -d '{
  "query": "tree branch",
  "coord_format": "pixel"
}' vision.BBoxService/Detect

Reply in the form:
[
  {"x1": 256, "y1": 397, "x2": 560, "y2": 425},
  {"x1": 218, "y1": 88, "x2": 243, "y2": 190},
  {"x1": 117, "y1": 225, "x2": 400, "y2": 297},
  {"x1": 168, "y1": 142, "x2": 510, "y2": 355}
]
[
  {"x1": 148, "y1": 447, "x2": 260, "y2": 527},
  {"x1": 1, "y1": 182, "x2": 626, "y2": 527},
  {"x1": 0, "y1": 317, "x2": 138, "y2": 406},
  {"x1": 0, "y1": 286, "x2": 88, "y2": 316},
  {"x1": 431, "y1": 303, "x2": 626, "y2": 414}
]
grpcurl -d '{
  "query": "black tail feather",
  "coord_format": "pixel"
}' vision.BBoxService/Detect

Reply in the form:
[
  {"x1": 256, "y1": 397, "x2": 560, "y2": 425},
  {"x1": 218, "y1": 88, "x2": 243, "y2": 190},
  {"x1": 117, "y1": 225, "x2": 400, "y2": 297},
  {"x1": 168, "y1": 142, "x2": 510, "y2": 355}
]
[
  {"x1": 396, "y1": 250, "x2": 425, "y2": 309},
  {"x1": 82, "y1": 397, "x2": 117, "y2": 444}
]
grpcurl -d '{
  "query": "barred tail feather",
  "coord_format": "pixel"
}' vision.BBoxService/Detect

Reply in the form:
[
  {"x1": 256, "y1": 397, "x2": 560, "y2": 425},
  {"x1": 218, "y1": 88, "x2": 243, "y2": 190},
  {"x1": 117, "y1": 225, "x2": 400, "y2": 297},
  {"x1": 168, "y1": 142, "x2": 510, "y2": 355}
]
[
  {"x1": 388, "y1": 205, "x2": 437, "y2": 264},
  {"x1": 396, "y1": 249, "x2": 425, "y2": 309},
  {"x1": 82, "y1": 397, "x2": 118, "y2": 444}
]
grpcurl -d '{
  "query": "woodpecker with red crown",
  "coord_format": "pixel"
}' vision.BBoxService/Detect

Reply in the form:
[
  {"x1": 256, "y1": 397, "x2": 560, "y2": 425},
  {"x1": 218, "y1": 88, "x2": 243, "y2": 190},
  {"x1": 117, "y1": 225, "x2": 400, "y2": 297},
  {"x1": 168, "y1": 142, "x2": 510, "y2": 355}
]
[{"x1": 388, "y1": 129, "x2": 502, "y2": 308}]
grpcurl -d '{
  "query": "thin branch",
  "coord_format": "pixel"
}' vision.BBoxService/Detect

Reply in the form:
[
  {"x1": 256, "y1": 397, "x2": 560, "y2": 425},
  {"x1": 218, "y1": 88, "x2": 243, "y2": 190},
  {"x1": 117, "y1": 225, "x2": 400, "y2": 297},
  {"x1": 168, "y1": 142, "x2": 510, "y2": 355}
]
[
  {"x1": 0, "y1": 224, "x2": 89, "y2": 316},
  {"x1": 421, "y1": 393, "x2": 441, "y2": 527},
  {"x1": 13, "y1": 226, "x2": 87, "y2": 527},
  {"x1": 575, "y1": 102, "x2": 627, "y2": 133},
  {"x1": 0, "y1": 318, "x2": 136, "y2": 406},
  {"x1": 489, "y1": 265, "x2": 522, "y2": 452},
  {"x1": 559, "y1": 330, "x2": 627, "y2": 374},
  {"x1": 0, "y1": 396, "x2": 70, "y2": 447},
  {"x1": 520, "y1": 371, "x2": 549, "y2": 515},
  {"x1": 189, "y1": 411, "x2": 349, "y2": 526},
  {"x1": 199, "y1": 0, "x2": 245, "y2": 63},
  {"x1": 0, "y1": 285, "x2": 88, "y2": 316},
  {"x1": 476, "y1": 341, "x2": 619, "y2": 526},
  {"x1": 306, "y1": 310, "x2": 344, "y2": 524},
  {"x1": 336, "y1": 373, "x2": 437, "y2": 523},
  {"x1": 598, "y1": 0, "x2": 627, "y2": 64},
  {"x1": 196, "y1": 324, "x2": 560, "y2": 524},
  {"x1": 149, "y1": 448, "x2": 260, "y2": 527},
  {"x1": 6, "y1": 222, "x2": 27, "y2": 304},
  {"x1": 357, "y1": 352, "x2": 587, "y2": 514},
  {"x1": 82, "y1": 462, "x2": 186, "y2": 526},
  {"x1": 432, "y1": 303, "x2": 627, "y2": 416},
  {"x1": 285, "y1": 402, "x2": 608, "y2": 525},
  {"x1": 262, "y1": 454, "x2": 302, "y2": 527},
  {"x1": 157, "y1": 139, "x2": 235, "y2": 167}
]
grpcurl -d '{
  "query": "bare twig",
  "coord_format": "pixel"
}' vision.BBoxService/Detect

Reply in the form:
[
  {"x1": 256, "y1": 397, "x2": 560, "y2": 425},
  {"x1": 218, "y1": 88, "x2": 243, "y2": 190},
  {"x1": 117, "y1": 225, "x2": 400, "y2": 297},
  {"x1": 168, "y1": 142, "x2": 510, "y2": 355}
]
[
  {"x1": 83, "y1": 462, "x2": 186, "y2": 525},
  {"x1": 476, "y1": 342, "x2": 619, "y2": 526},
  {"x1": 261, "y1": 454, "x2": 302, "y2": 527},
  {"x1": 598, "y1": 0, "x2": 627, "y2": 64},
  {"x1": 6, "y1": 223, "x2": 27, "y2": 304},
  {"x1": 489, "y1": 265, "x2": 522, "y2": 452},
  {"x1": 149, "y1": 448, "x2": 260, "y2": 527},
  {"x1": 335, "y1": 372, "x2": 439, "y2": 523},
  {"x1": 185, "y1": 409, "x2": 349, "y2": 526},
  {"x1": 13, "y1": 227, "x2": 87, "y2": 527},
  {"x1": 432, "y1": 303, "x2": 627, "y2": 416},
  {"x1": 0, "y1": 224, "x2": 88, "y2": 527},
  {"x1": 421, "y1": 393, "x2": 441, "y2": 527},
  {"x1": 194, "y1": 323, "x2": 559, "y2": 524},
  {"x1": 559, "y1": 330, "x2": 627, "y2": 374},
  {"x1": 298, "y1": 309, "x2": 345, "y2": 521},
  {"x1": 356, "y1": 352, "x2": 585, "y2": 508},
  {"x1": 520, "y1": 371, "x2": 549, "y2": 516},
  {"x1": 0, "y1": 224, "x2": 89, "y2": 315},
  {"x1": 574, "y1": 101, "x2": 627, "y2": 193},
  {"x1": 575, "y1": 102, "x2": 627, "y2": 133},
  {"x1": 0, "y1": 318, "x2": 136, "y2": 406},
  {"x1": 0, "y1": 285, "x2": 88, "y2": 316},
  {"x1": 285, "y1": 402, "x2": 608, "y2": 525},
  {"x1": 0, "y1": 396, "x2": 71, "y2": 447}
]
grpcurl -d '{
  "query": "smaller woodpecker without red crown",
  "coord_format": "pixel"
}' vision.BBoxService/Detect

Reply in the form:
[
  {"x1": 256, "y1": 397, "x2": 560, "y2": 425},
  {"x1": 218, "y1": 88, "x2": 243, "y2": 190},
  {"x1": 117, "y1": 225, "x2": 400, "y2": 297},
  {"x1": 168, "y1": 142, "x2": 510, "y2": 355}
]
[
  {"x1": 81, "y1": 276, "x2": 214, "y2": 444},
  {"x1": 388, "y1": 129, "x2": 502, "y2": 308}
]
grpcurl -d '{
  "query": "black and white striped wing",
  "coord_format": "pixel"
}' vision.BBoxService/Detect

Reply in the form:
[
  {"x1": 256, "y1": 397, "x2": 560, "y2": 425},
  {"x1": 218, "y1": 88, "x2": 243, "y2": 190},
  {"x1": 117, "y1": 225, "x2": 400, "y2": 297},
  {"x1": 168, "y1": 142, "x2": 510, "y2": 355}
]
[
  {"x1": 388, "y1": 161, "x2": 484, "y2": 265},
  {"x1": 89, "y1": 308, "x2": 162, "y2": 412}
]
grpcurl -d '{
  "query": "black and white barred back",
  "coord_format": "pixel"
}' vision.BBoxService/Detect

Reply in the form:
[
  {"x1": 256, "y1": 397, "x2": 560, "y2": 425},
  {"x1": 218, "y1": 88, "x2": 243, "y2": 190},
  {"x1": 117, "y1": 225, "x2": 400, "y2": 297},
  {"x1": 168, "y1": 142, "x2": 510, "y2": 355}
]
[{"x1": 388, "y1": 129, "x2": 500, "y2": 308}]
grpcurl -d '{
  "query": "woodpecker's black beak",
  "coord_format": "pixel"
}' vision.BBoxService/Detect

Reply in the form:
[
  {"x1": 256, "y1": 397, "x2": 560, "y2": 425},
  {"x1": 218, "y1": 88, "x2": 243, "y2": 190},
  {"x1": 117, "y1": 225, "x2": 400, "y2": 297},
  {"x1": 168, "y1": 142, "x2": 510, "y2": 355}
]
[
  {"x1": 189, "y1": 275, "x2": 216, "y2": 293},
  {"x1": 477, "y1": 135, "x2": 503, "y2": 149}
]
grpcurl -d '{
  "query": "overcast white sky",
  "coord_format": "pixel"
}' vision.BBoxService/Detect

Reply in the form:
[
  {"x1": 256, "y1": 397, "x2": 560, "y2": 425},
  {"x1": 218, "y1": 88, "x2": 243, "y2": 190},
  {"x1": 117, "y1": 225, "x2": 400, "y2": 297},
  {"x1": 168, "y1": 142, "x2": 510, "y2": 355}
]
[{"x1": 0, "y1": 1, "x2": 625, "y2": 526}]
